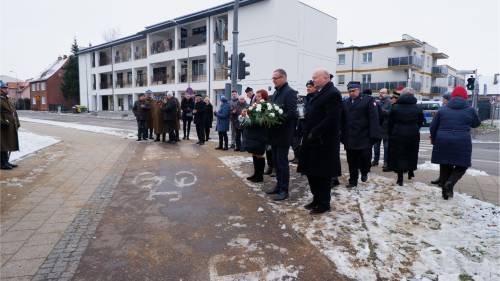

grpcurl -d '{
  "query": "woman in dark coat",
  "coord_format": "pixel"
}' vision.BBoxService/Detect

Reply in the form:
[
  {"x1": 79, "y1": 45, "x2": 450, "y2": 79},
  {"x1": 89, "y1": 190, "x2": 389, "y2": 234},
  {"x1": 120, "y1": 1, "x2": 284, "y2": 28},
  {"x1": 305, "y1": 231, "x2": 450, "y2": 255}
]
[
  {"x1": 204, "y1": 97, "x2": 214, "y2": 142},
  {"x1": 181, "y1": 95, "x2": 195, "y2": 140},
  {"x1": 387, "y1": 89, "x2": 424, "y2": 186},
  {"x1": 214, "y1": 96, "x2": 230, "y2": 150},
  {"x1": 241, "y1": 90, "x2": 269, "y2": 183},
  {"x1": 430, "y1": 86, "x2": 481, "y2": 199}
]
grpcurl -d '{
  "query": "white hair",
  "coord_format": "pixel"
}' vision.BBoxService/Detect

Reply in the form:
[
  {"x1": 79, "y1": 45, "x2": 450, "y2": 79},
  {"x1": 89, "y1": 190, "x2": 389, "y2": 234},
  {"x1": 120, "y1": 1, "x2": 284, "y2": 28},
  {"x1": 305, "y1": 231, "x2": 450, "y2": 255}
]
[
  {"x1": 401, "y1": 87, "x2": 416, "y2": 95},
  {"x1": 313, "y1": 68, "x2": 330, "y2": 79}
]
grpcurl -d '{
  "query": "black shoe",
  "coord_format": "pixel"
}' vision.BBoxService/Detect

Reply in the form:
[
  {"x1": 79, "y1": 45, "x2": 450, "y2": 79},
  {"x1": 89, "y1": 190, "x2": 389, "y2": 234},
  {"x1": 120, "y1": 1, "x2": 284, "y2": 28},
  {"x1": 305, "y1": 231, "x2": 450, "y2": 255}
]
[
  {"x1": 230, "y1": 144, "x2": 235, "y2": 149},
  {"x1": 304, "y1": 201, "x2": 318, "y2": 210},
  {"x1": 0, "y1": 165, "x2": 12, "y2": 170},
  {"x1": 273, "y1": 192, "x2": 289, "y2": 201},
  {"x1": 149, "y1": 136, "x2": 154, "y2": 140},
  {"x1": 265, "y1": 188, "x2": 280, "y2": 195},
  {"x1": 154, "y1": 139, "x2": 160, "y2": 142},
  {"x1": 371, "y1": 161, "x2": 379, "y2": 167},
  {"x1": 431, "y1": 178, "x2": 440, "y2": 185},
  {"x1": 361, "y1": 174, "x2": 368, "y2": 182},
  {"x1": 443, "y1": 181, "x2": 454, "y2": 199},
  {"x1": 8, "y1": 163, "x2": 17, "y2": 168},
  {"x1": 199, "y1": 142, "x2": 205, "y2": 145},
  {"x1": 183, "y1": 136, "x2": 187, "y2": 140},
  {"x1": 346, "y1": 183, "x2": 357, "y2": 188},
  {"x1": 187, "y1": 137, "x2": 190, "y2": 140},
  {"x1": 442, "y1": 185, "x2": 449, "y2": 200},
  {"x1": 223, "y1": 147, "x2": 229, "y2": 151},
  {"x1": 382, "y1": 166, "x2": 391, "y2": 172},
  {"x1": 396, "y1": 174, "x2": 404, "y2": 186},
  {"x1": 291, "y1": 158, "x2": 299, "y2": 164},
  {"x1": 248, "y1": 176, "x2": 263, "y2": 183},
  {"x1": 234, "y1": 148, "x2": 240, "y2": 152},
  {"x1": 408, "y1": 171, "x2": 415, "y2": 180},
  {"x1": 310, "y1": 205, "x2": 331, "y2": 215},
  {"x1": 215, "y1": 146, "x2": 223, "y2": 150},
  {"x1": 137, "y1": 138, "x2": 142, "y2": 141},
  {"x1": 331, "y1": 178, "x2": 340, "y2": 188}
]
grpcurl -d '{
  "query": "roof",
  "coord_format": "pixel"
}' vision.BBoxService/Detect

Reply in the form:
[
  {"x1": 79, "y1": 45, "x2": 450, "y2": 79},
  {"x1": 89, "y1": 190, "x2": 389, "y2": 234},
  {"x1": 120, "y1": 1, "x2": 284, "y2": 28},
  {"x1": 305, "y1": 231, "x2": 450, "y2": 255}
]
[
  {"x1": 77, "y1": 0, "x2": 266, "y2": 55},
  {"x1": 32, "y1": 57, "x2": 69, "y2": 82},
  {"x1": 0, "y1": 75, "x2": 22, "y2": 83}
]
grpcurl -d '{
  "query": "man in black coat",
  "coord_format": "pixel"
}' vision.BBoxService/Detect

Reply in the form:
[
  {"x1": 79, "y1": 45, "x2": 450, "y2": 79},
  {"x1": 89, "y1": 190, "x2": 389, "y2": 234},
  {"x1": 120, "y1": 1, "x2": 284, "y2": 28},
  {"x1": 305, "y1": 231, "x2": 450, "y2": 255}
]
[
  {"x1": 341, "y1": 81, "x2": 380, "y2": 187},
  {"x1": 163, "y1": 93, "x2": 178, "y2": 143},
  {"x1": 132, "y1": 93, "x2": 151, "y2": 141},
  {"x1": 193, "y1": 94, "x2": 206, "y2": 145},
  {"x1": 267, "y1": 69, "x2": 298, "y2": 201},
  {"x1": 298, "y1": 70, "x2": 342, "y2": 214},
  {"x1": 372, "y1": 88, "x2": 392, "y2": 171}
]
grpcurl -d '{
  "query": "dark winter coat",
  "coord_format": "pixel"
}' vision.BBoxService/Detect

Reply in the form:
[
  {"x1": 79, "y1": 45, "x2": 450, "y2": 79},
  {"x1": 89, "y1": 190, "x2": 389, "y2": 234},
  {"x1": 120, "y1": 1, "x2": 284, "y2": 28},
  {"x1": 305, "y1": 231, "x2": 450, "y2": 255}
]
[
  {"x1": 297, "y1": 82, "x2": 342, "y2": 178},
  {"x1": 340, "y1": 94, "x2": 380, "y2": 150},
  {"x1": 268, "y1": 82, "x2": 298, "y2": 147},
  {"x1": 151, "y1": 101, "x2": 165, "y2": 134},
  {"x1": 146, "y1": 97, "x2": 154, "y2": 129},
  {"x1": 430, "y1": 97, "x2": 481, "y2": 167},
  {"x1": 181, "y1": 97, "x2": 195, "y2": 119},
  {"x1": 215, "y1": 102, "x2": 230, "y2": 132},
  {"x1": 193, "y1": 101, "x2": 206, "y2": 125},
  {"x1": 0, "y1": 94, "x2": 20, "y2": 152},
  {"x1": 132, "y1": 100, "x2": 151, "y2": 121},
  {"x1": 242, "y1": 126, "x2": 268, "y2": 155},
  {"x1": 378, "y1": 96, "x2": 392, "y2": 138},
  {"x1": 163, "y1": 98, "x2": 177, "y2": 121},
  {"x1": 232, "y1": 101, "x2": 248, "y2": 130},
  {"x1": 205, "y1": 103, "x2": 214, "y2": 128},
  {"x1": 387, "y1": 94, "x2": 424, "y2": 172}
]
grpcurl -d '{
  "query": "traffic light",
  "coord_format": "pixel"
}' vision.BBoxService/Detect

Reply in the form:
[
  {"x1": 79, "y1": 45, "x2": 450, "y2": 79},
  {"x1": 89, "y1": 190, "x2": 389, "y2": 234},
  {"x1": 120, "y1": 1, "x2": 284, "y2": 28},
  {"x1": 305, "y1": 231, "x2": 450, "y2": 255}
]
[
  {"x1": 238, "y1": 52, "x2": 250, "y2": 80},
  {"x1": 467, "y1": 75, "x2": 475, "y2": 91},
  {"x1": 228, "y1": 54, "x2": 235, "y2": 80}
]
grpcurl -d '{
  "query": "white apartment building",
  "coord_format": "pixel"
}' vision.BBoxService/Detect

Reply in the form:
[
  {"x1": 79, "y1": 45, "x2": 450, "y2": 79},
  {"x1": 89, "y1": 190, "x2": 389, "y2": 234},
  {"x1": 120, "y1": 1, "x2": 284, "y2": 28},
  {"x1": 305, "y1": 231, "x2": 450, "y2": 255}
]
[
  {"x1": 335, "y1": 34, "x2": 465, "y2": 97},
  {"x1": 77, "y1": 0, "x2": 337, "y2": 111}
]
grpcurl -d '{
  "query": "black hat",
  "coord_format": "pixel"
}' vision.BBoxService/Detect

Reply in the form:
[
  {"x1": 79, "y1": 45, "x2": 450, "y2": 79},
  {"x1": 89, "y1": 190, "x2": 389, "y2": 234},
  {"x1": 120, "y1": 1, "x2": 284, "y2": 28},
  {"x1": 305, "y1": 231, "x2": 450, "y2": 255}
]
[
  {"x1": 138, "y1": 93, "x2": 145, "y2": 97},
  {"x1": 245, "y1": 87, "x2": 253, "y2": 93},
  {"x1": 306, "y1": 80, "x2": 314, "y2": 87},
  {"x1": 195, "y1": 93, "x2": 202, "y2": 97},
  {"x1": 347, "y1": 81, "x2": 361, "y2": 90}
]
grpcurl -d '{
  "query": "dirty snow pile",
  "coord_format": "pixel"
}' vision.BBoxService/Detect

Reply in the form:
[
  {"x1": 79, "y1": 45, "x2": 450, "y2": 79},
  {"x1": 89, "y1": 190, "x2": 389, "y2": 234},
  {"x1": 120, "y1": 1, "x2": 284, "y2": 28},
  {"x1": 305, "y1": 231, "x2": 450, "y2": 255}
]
[
  {"x1": 219, "y1": 155, "x2": 500, "y2": 281},
  {"x1": 418, "y1": 161, "x2": 489, "y2": 176},
  {"x1": 19, "y1": 117, "x2": 137, "y2": 139},
  {"x1": 10, "y1": 129, "x2": 60, "y2": 162}
]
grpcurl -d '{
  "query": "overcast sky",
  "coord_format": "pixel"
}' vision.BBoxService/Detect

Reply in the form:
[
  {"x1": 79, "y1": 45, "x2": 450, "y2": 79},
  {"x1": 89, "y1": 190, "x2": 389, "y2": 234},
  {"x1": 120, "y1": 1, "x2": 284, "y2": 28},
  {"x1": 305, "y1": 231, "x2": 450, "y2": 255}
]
[{"x1": 1, "y1": 0, "x2": 498, "y2": 80}]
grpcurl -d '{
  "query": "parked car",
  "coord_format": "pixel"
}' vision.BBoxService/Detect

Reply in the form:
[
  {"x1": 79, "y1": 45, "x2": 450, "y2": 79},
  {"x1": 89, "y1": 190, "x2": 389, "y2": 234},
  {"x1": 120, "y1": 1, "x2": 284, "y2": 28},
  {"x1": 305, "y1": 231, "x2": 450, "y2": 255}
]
[{"x1": 418, "y1": 100, "x2": 442, "y2": 126}]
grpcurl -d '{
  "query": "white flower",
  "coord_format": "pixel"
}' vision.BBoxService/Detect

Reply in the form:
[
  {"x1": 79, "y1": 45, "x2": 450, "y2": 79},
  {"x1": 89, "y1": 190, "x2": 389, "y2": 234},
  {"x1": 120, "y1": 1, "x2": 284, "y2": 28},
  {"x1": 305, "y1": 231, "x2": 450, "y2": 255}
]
[
  {"x1": 267, "y1": 103, "x2": 272, "y2": 110},
  {"x1": 278, "y1": 108, "x2": 283, "y2": 114},
  {"x1": 269, "y1": 112, "x2": 275, "y2": 117},
  {"x1": 256, "y1": 104, "x2": 262, "y2": 112},
  {"x1": 274, "y1": 105, "x2": 279, "y2": 110},
  {"x1": 260, "y1": 99, "x2": 265, "y2": 103}
]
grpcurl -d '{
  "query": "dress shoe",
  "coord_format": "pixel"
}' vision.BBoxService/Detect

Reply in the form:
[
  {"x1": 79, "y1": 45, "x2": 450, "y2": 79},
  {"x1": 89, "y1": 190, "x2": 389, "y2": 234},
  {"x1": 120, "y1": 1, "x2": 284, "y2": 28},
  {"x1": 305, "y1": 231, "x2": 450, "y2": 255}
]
[
  {"x1": 8, "y1": 163, "x2": 18, "y2": 168},
  {"x1": 304, "y1": 201, "x2": 318, "y2": 210},
  {"x1": 382, "y1": 166, "x2": 391, "y2": 172},
  {"x1": 0, "y1": 165, "x2": 12, "y2": 170},
  {"x1": 345, "y1": 183, "x2": 357, "y2": 188},
  {"x1": 310, "y1": 205, "x2": 331, "y2": 215},
  {"x1": 371, "y1": 161, "x2": 379, "y2": 167},
  {"x1": 273, "y1": 192, "x2": 289, "y2": 201},
  {"x1": 331, "y1": 178, "x2": 340, "y2": 188},
  {"x1": 430, "y1": 178, "x2": 440, "y2": 185},
  {"x1": 361, "y1": 174, "x2": 368, "y2": 182},
  {"x1": 223, "y1": 147, "x2": 229, "y2": 151},
  {"x1": 234, "y1": 148, "x2": 240, "y2": 152},
  {"x1": 215, "y1": 147, "x2": 223, "y2": 150}
]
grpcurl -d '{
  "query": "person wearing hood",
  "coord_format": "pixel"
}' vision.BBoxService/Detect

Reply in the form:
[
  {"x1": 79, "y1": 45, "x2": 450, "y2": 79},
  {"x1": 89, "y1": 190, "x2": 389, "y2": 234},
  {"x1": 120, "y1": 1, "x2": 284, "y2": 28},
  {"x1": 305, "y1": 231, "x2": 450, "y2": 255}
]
[
  {"x1": 214, "y1": 95, "x2": 230, "y2": 150},
  {"x1": 387, "y1": 88, "x2": 424, "y2": 186},
  {"x1": 430, "y1": 86, "x2": 481, "y2": 200}
]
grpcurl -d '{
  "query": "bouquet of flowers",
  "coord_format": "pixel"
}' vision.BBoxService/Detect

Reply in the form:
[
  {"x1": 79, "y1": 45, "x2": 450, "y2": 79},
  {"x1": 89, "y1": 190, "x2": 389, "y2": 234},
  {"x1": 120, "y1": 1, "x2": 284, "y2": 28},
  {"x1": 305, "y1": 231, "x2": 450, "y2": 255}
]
[{"x1": 239, "y1": 99, "x2": 285, "y2": 128}]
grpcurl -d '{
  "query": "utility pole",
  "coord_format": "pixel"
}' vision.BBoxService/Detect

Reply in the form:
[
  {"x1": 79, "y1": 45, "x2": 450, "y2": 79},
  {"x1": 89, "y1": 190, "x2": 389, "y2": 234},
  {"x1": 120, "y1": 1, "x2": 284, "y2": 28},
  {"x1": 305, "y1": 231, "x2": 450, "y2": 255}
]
[{"x1": 231, "y1": 0, "x2": 239, "y2": 92}]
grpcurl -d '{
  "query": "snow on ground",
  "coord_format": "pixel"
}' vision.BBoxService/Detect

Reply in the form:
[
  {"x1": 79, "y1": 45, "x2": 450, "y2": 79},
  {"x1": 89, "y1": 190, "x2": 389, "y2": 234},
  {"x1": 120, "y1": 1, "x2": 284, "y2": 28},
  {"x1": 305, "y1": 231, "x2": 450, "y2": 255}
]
[
  {"x1": 219, "y1": 155, "x2": 500, "y2": 281},
  {"x1": 10, "y1": 129, "x2": 60, "y2": 162},
  {"x1": 418, "y1": 161, "x2": 489, "y2": 176},
  {"x1": 19, "y1": 117, "x2": 136, "y2": 139}
]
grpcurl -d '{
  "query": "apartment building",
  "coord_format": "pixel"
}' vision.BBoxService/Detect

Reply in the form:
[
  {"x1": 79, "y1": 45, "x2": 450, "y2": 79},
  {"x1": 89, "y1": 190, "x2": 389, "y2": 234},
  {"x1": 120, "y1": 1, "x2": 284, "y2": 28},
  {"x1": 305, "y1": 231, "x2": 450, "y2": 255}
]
[
  {"x1": 78, "y1": 0, "x2": 337, "y2": 111},
  {"x1": 335, "y1": 34, "x2": 465, "y2": 98}
]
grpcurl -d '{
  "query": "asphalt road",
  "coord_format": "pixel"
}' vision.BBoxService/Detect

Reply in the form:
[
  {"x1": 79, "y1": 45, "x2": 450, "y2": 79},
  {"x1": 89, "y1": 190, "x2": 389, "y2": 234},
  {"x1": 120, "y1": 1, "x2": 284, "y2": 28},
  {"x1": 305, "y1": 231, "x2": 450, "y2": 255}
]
[{"x1": 18, "y1": 110, "x2": 500, "y2": 176}]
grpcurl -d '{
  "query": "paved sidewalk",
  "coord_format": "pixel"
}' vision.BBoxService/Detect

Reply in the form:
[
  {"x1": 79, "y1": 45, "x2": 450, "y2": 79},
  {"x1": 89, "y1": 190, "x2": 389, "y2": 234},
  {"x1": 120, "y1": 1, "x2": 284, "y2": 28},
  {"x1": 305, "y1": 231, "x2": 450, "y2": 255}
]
[{"x1": 0, "y1": 122, "x2": 130, "y2": 280}]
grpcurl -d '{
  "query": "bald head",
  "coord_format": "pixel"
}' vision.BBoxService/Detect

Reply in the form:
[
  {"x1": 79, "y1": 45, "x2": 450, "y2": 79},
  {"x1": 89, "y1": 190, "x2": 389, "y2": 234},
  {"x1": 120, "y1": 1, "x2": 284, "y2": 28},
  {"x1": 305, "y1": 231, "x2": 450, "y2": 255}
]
[{"x1": 312, "y1": 69, "x2": 330, "y2": 88}]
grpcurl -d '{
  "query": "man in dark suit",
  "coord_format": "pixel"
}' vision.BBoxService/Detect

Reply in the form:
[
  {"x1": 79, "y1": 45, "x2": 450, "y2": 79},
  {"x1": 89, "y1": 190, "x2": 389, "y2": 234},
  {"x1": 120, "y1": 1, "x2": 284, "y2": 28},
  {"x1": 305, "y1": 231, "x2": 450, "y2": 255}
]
[
  {"x1": 341, "y1": 82, "x2": 380, "y2": 188},
  {"x1": 266, "y1": 69, "x2": 298, "y2": 201},
  {"x1": 297, "y1": 69, "x2": 342, "y2": 214},
  {"x1": 193, "y1": 94, "x2": 206, "y2": 145}
]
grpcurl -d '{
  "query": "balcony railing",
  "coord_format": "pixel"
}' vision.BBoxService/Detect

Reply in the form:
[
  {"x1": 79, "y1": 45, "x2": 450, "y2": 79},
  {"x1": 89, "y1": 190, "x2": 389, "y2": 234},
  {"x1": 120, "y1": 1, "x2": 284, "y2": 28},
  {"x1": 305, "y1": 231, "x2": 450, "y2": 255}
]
[
  {"x1": 151, "y1": 74, "x2": 174, "y2": 85},
  {"x1": 361, "y1": 81, "x2": 408, "y2": 91},
  {"x1": 135, "y1": 78, "x2": 146, "y2": 87},
  {"x1": 115, "y1": 81, "x2": 132, "y2": 89},
  {"x1": 134, "y1": 49, "x2": 147, "y2": 60},
  {"x1": 432, "y1": 66, "x2": 448, "y2": 76},
  {"x1": 150, "y1": 39, "x2": 174, "y2": 55},
  {"x1": 388, "y1": 56, "x2": 423, "y2": 69},
  {"x1": 431, "y1": 86, "x2": 448, "y2": 94},
  {"x1": 100, "y1": 82, "x2": 111, "y2": 89}
]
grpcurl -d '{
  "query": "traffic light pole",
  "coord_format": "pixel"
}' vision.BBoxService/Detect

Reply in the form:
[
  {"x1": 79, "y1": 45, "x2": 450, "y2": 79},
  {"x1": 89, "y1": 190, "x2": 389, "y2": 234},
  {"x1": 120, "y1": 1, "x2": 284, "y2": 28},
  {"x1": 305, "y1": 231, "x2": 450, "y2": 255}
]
[{"x1": 231, "y1": 0, "x2": 239, "y2": 93}]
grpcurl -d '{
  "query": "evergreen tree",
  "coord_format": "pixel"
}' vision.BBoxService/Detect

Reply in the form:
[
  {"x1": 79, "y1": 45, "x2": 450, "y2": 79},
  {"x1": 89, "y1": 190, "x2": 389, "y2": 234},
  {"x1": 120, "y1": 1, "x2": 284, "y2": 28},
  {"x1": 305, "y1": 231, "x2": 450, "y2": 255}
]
[{"x1": 61, "y1": 38, "x2": 80, "y2": 101}]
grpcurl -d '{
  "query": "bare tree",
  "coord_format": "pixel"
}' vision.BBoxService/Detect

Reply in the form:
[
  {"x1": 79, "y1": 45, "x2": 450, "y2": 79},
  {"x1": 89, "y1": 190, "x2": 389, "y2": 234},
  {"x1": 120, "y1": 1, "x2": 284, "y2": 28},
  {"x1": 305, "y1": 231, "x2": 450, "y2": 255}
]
[{"x1": 102, "y1": 28, "x2": 121, "y2": 42}]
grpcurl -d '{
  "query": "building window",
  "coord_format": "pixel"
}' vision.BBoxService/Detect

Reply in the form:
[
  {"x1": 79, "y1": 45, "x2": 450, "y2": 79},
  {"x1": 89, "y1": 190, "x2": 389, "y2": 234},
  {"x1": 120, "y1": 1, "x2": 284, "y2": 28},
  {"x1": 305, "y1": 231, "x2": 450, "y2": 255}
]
[
  {"x1": 362, "y1": 52, "x2": 372, "y2": 63},
  {"x1": 41, "y1": 82, "x2": 46, "y2": 91},
  {"x1": 337, "y1": 75, "x2": 345, "y2": 85},
  {"x1": 214, "y1": 15, "x2": 228, "y2": 41},
  {"x1": 362, "y1": 74, "x2": 372, "y2": 83},
  {"x1": 338, "y1": 54, "x2": 346, "y2": 65},
  {"x1": 42, "y1": 96, "x2": 46, "y2": 105},
  {"x1": 31, "y1": 84, "x2": 36, "y2": 91},
  {"x1": 32, "y1": 97, "x2": 36, "y2": 105}
]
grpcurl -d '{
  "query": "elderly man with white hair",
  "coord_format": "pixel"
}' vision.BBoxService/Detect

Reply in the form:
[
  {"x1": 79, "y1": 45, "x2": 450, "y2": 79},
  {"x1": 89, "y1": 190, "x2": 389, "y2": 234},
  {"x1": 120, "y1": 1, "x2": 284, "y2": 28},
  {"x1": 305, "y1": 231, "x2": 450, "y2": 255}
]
[
  {"x1": 163, "y1": 92, "x2": 178, "y2": 143},
  {"x1": 297, "y1": 69, "x2": 342, "y2": 214}
]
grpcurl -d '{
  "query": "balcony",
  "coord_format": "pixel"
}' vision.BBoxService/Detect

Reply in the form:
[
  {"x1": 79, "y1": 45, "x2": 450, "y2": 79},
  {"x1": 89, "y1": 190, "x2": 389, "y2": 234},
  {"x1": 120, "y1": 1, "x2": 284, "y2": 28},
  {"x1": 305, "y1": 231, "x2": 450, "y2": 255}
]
[
  {"x1": 361, "y1": 81, "x2": 407, "y2": 91},
  {"x1": 432, "y1": 66, "x2": 448, "y2": 77},
  {"x1": 151, "y1": 74, "x2": 175, "y2": 85},
  {"x1": 388, "y1": 56, "x2": 423, "y2": 69},
  {"x1": 150, "y1": 29, "x2": 175, "y2": 55},
  {"x1": 98, "y1": 50, "x2": 111, "y2": 66},
  {"x1": 114, "y1": 44, "x2": 131, "y2": 64},
  {"x1": 431, "y1": 86, "x2": 448, "y2": 95},
  {"x1": 179, "y1": 20, "x2": 207, "y2": 49},
  {"x1": 134, "y1": 40, "x2": 147, "y2": 60}
]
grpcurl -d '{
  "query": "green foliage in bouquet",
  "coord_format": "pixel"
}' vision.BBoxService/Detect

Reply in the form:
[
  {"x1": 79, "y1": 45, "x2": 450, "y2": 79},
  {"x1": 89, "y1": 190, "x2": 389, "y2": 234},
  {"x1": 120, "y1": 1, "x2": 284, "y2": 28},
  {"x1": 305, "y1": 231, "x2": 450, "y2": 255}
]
[{"x1": 242, "y1": 100, "x2": 285, "y2": 128}]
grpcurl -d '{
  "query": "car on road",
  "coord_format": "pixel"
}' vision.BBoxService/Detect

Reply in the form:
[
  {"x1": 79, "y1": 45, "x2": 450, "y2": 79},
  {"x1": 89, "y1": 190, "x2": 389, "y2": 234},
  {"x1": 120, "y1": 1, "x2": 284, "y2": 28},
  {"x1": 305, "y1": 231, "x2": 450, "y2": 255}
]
[{"x1": 418, "y1": 100, "x2": 442, "y2": 126}]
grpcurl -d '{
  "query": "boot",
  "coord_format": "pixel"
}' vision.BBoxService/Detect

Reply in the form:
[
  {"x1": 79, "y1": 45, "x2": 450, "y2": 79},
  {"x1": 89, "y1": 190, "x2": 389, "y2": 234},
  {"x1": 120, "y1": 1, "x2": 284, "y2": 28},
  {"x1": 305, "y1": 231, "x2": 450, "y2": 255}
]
[
  {"x1": 162, "y1": 133, "x2": 166, "y2": 143},
  {"x1": 248, "y1": 157, "x2": 264, "y2": 183},
  {"x1": 408, "y1": 170, "x2": 415, "y2": 180},
  {"x1": 155, "y1": 134, "x2": 160, "y2": 142},
  {"x1": 442, "y1": 181, "x2": 452, "y2": 200},
  {"x1": 396, "y1": 172, "x2": 403, "y2": 186},
  {"x1": 431, "y1": 178, "x2": 440, "y2": 185},
  {"x1": 246, "y1": 156, "x2": 258, "y2": 181}
]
